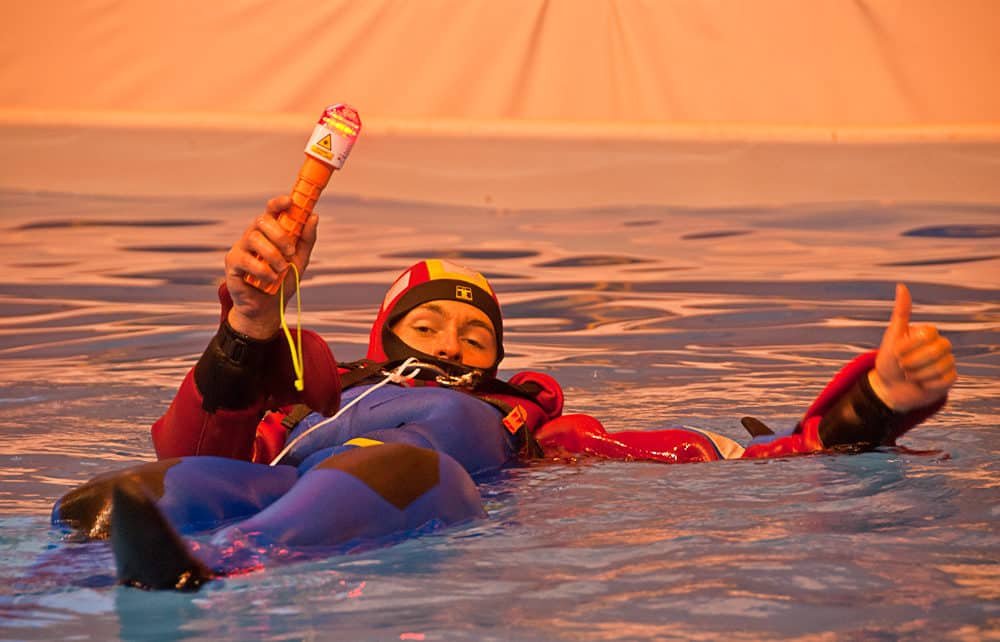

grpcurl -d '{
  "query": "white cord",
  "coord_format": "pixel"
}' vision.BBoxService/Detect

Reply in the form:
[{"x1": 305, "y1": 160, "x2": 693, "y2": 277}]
[{"x1": 268, "y1": 357, "x2": 423, "y2": 466}]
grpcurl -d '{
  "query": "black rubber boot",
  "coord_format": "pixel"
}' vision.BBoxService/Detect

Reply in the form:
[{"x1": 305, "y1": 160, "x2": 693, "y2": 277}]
[
  {"x1": 110, "y1": 479, "x2": 213, "y2": 591},
  {"x1": 53, "y1": 459, "x2": 180, "y2": 540}
]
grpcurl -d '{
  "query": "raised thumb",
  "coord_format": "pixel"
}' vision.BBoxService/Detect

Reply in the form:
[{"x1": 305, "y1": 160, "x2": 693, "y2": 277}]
[{"x1": 883, "y1": 283, "x2": 912, "y2": 345}]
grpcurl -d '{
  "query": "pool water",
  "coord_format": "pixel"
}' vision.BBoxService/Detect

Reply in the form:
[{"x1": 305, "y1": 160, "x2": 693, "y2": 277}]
[{"x1": 1, "y1": 190, "x2": 997, "y2": 640}]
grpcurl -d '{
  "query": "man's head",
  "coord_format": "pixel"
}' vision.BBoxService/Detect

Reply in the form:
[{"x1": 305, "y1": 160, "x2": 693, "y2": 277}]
[{"x1": 366, "y1": 259, "x2": 504, "y2": 372}]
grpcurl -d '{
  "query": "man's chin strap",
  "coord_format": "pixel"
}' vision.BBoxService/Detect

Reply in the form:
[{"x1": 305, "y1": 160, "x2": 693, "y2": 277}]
[
  {"x1": 344, "y1": 333, "x2": 534, "y2": 400},
  {"x1": 382, "y1": 356, "x2": 486, "y2": 389},
  {"x1": 338, "y1": 354, "x2": 488, "y2": 392},
  {"x1": 377, "y1": 328, "x2": 496, "y2": 385}
]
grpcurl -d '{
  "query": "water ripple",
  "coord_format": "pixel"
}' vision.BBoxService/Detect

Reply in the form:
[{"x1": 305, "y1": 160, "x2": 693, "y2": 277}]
[{"x1": 0, "y1": 190, "x2": 996, "y2": 641}]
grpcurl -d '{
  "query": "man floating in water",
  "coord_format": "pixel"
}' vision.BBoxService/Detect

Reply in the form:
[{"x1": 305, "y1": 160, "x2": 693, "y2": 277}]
[{"x1": 53, "y1": 194, "x2": 957, "y2": 590}]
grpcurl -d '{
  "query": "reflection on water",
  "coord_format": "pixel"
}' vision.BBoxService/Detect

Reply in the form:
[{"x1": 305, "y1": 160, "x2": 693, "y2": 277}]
[
  {"x1": 0, "y1": 190, "x2": 997, "y2": 640},
  {"x1": 903, "y1": 224, "x2": 1000, "y2": 238}
]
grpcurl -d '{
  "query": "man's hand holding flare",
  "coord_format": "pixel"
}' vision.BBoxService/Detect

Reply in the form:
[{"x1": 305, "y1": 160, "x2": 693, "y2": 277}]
[{"x1": 225, "y1": 196, "x2": 319, "y2": 339}]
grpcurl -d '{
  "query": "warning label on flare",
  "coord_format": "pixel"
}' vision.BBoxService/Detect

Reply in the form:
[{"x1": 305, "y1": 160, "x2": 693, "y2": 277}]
[
  {"x1": 309, "y1": 134, "x2": 334, "y2": 161},
  {"x1": 304, "y1": 125, "x2": 354, "y2": 168}
]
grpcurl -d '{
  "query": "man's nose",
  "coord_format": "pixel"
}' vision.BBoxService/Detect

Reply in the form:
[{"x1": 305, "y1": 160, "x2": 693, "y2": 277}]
[{"x1": 435, "y1": 330, "x2": 462, "y2": 361}]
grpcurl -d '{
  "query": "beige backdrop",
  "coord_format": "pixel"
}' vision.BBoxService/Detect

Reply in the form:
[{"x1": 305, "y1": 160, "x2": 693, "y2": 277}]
[
  {"x1": 1, "y1": 0, "x2": 998, "y2": 206},
  {"x1": 3, "y1": 0, "x2": 999, "y2": 123}
]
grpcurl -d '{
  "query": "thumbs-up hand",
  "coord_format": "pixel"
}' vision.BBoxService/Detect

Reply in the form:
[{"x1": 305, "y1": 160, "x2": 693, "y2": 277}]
[{"x1": 868, "y1": 284, "x2": 957, "y2": 412}]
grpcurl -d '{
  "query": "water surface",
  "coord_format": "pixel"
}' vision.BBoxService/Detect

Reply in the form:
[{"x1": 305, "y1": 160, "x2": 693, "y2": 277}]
[{"x1": 1, "y1": 191, "x2": 997, "y2": 640}]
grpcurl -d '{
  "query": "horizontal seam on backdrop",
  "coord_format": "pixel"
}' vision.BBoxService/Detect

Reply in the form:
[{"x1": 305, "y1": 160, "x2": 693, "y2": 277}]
[{"x1": 3, "y1": 110, "x2": 1000, "y2": 143}]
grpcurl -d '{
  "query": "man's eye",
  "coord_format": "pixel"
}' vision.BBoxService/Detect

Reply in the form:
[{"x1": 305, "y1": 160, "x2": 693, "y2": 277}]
[
  {"x1": 414, "y1": 325, "x2": 434, "y2": 334},
  {"x1": 465, "y1": 334, "x2": 492, "y2": 350}
]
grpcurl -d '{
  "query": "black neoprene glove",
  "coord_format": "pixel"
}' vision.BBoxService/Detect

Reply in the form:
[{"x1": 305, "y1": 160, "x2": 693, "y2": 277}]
[
  {"x1": 818, "y1": 373, "x2": 903, "y2": 450},
  {"x1": 194, "y1": 320, "x2": 283, "y2": 412}
]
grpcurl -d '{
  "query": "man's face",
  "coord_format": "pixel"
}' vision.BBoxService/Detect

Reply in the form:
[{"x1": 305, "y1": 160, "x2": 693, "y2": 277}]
[{"x1": 390, "y1": 300, "x2": 498, "y2": 369}]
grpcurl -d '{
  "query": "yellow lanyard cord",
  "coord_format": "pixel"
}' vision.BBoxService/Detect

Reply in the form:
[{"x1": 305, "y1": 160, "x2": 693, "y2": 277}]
[{"x1": 278, "y1": 264, "x2": 305, "y2": 391}]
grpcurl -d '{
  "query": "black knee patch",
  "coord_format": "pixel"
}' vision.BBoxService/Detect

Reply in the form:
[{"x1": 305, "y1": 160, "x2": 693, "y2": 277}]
[{"x1": 315, "y1": 443, "x2": 440, "y2": 510}]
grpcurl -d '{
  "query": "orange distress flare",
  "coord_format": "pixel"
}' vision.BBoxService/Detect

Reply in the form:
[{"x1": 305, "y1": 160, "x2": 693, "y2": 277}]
[{"x1": 244, "y1": 104, "x2": 362, "y2": 294}]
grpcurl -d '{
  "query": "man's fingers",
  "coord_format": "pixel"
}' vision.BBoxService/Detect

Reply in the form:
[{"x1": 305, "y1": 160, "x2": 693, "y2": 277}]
[
  {"x1": 265, "y1": 195, "x2": 292, "y2": 216},
  {"x1": 897, "y1": 331, "x2": 956, "y2": 393},
  {"x1": 228, "y1": 227, "x2": 288, "y2": 282},
  {"x1": 895, "y1": 325, "x2": 945, "y2": 359},
  {"x1": 903, "y1": 353, "x2": 957, "y2": 384},
  {"x1": 229, "y1": 247, "x2": 280, "y2": 284},
  {"x1": 252, "y1": 214, "x2": 299, "y2": 258},
  {"x1": 299, "y1": 214, "x2": 319, "y2": 254},
  {"x1": 907, "y1": 364, "x2": 958, "y2": 399}
]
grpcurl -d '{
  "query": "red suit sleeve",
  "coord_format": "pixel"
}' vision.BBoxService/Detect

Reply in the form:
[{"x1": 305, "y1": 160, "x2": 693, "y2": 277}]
[
  {"x1": 511, "y1": 370, "x2": 726, "y2": 464},
  {"x1": 742, "y1": 350, "x2": 947, "y2": 459},
  {"x1": 151, "y1": 284, "x2": 342, "y2": 461},
  {"x1": 507, "y1": 371, "x2": 564, "y2": 421},
  {"x1": 534, "y1": 415, "x2": 724, "y2": 464},
  {"x1": 152, "y1": 370, "x2": 266, "y2": 461}
]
